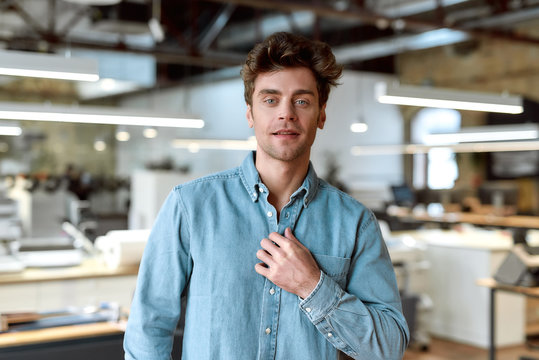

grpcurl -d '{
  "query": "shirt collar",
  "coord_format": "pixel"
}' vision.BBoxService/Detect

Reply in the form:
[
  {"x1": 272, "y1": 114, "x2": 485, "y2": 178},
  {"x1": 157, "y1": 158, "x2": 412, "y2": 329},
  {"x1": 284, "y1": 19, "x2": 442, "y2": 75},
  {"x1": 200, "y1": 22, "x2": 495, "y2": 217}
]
[{"x1": 240, "y1": 151, "x2": 319, "y2": 208}]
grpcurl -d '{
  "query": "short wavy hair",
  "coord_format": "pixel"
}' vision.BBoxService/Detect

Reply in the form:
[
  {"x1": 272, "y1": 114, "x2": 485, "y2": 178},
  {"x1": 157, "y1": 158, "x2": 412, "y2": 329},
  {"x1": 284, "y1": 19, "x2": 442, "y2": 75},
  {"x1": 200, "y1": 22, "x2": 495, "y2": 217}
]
[{"x1": 241, "y1": 32, "x2": 343, "y2": 108}]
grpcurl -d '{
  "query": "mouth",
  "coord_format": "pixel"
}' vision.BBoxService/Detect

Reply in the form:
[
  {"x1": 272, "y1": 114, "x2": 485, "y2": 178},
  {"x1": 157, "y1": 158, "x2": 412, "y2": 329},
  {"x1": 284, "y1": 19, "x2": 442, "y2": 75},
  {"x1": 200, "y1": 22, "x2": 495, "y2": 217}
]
[{"x1": 272, "y1": 129, "x2": 299, "y2": 136}]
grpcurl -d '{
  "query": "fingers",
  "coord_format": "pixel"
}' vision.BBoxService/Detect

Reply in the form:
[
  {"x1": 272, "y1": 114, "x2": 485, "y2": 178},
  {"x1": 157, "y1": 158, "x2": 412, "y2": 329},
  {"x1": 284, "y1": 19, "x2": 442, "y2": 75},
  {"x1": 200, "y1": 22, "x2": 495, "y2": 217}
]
[
  {"x1": 256, "y1": 248, "x2": 274, "y2": 266},
  {"x1": 267, "y1": 228, "x2": 296, "y2": 246},
  {"x1": 261, "y1": 237, "x2": 284, "y2": 256},
  {"x1": 254, "y1": 262, "x2": 269, "y2": 276},
  {"x1": 282, "y1": 228, "x2": 306, "y2": 251},
  {"x1": 284, "y1": 227, "x2": 297, "y2": 241}
]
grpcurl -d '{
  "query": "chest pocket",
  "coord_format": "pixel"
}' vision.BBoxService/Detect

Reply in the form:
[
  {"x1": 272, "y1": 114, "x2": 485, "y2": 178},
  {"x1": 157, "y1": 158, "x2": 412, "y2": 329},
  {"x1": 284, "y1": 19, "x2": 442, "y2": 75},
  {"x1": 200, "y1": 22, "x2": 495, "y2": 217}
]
[{"x1": 312, "y1": 254, "x2": 351, "y2": 289}]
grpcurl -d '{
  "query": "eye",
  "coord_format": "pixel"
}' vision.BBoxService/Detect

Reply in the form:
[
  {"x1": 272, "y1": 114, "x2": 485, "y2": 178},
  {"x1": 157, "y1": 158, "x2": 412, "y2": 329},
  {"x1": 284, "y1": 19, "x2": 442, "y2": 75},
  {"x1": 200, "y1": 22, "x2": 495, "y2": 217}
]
[
  {"x1": 264, "y1": 98, "x2": 277, "y2": 105},
  {"x1": 295, "y1": 99, "x2": 309, "y2": 106}
]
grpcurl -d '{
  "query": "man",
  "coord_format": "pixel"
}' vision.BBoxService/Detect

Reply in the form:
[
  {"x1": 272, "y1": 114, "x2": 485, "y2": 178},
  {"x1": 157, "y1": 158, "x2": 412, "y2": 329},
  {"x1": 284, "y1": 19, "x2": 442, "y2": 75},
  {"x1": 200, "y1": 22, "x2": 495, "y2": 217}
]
[{"x1": 124, "y1": 32, "x2": 409, "y2": 360}]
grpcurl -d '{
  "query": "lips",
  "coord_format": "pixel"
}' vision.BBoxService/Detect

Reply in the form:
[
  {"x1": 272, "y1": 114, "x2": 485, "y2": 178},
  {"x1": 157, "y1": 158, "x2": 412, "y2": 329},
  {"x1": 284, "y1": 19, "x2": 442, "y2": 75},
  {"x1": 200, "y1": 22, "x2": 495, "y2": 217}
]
[{"x1": 272, "y1": 129, "x2": 299, "y2": 136}]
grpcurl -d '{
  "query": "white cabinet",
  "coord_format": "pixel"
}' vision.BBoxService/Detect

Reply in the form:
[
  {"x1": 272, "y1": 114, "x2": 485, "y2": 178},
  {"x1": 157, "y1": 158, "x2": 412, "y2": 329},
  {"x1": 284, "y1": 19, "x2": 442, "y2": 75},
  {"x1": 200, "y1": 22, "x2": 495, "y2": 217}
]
[
  {"x1": 128, "y1": 169, "x2": 195, "y2": 230},
  {"x1": 425, "y1": 244, "x2": 524, "y2": 348},
  {"x1": 403, "y1": 229, "x2": 525, "y2": 348},
  {"x1": 0, "y1": 276, "x2": 137, "y2": 313}
]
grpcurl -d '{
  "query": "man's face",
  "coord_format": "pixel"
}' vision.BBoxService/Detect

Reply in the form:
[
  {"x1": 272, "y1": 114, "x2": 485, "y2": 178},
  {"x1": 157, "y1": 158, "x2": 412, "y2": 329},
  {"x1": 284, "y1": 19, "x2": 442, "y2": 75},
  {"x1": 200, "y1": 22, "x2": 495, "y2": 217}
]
[{"x1": 246, "y1": 67, "x2": 326, "y2": 164}]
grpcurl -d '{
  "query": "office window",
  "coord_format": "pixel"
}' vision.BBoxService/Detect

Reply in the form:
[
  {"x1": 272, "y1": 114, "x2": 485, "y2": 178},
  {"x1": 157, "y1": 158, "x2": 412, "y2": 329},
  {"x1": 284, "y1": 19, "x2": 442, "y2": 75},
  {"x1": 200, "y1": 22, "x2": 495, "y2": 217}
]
[{"x1": 411, "y1": 108, "x2": 461, "y2": 190}]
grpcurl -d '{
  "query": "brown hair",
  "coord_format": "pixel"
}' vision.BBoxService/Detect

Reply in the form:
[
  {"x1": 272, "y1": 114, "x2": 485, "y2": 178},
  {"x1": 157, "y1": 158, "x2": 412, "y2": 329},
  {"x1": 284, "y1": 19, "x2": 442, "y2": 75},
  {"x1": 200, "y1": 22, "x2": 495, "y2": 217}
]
[{"x1": 241, "y1": 32, "x2": 343, "y2": 107}]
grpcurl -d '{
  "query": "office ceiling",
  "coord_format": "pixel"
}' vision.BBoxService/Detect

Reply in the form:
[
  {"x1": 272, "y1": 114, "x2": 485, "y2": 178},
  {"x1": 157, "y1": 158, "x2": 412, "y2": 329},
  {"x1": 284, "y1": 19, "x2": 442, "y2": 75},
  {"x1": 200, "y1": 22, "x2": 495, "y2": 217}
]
[{"x1": 1, "y1": 0, "x2": 539, "y2": 100}]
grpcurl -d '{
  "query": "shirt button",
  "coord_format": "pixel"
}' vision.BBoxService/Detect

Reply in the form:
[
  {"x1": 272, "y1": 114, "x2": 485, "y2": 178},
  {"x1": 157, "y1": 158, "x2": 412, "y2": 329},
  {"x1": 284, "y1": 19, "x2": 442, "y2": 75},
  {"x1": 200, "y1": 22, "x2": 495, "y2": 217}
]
[
  {"x1": 328, "y1": 333, "x2": 333, "y2": 338},
  {"x1": 259, "y1": 187, "x2": 264, "y2": 193},
  {"x1": 265, "y1": 328, "x2": 271, "y2": 335},
  {"x1": 305, "y1": 307, "x2": 312, "y2": 313},
  {"x1": 269, "y1": 288, "x2": 275, "y2": 295},
  {"x1": 266, "y1": 211, "x2": 273, "y2": 217},
  {"x1": 285, "y1": 212, "x2": 290, "y2": 218}
]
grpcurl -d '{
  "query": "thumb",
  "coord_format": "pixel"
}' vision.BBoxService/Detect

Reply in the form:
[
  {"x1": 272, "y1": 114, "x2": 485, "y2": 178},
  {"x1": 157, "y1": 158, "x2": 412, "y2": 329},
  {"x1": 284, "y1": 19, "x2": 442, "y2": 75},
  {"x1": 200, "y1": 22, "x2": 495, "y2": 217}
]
[{"x1": 284, "y1": 227, "x2": 297, "y2": 241}]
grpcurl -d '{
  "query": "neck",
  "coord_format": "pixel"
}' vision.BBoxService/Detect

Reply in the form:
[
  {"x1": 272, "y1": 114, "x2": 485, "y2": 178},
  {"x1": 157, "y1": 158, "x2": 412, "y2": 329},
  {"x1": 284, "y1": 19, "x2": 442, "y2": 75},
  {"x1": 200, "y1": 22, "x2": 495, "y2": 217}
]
[{"x1": 255, "y1": 152, "x2": 310, "y2": 214}]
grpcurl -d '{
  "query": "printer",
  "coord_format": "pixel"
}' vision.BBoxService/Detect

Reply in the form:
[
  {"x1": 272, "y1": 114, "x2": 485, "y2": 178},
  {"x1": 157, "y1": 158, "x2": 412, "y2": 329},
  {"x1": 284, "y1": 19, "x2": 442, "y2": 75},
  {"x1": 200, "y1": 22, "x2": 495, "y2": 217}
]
[{"x1": 495, "y1": 243, "x2": 539, "y2": 287}]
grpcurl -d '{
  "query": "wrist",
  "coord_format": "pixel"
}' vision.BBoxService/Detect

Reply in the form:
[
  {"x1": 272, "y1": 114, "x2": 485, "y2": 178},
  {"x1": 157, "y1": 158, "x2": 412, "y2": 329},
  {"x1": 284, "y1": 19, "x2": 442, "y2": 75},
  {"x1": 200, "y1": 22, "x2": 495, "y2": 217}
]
[{"x1": 298, "y1": 269, "x2": 321, "y2": 299}]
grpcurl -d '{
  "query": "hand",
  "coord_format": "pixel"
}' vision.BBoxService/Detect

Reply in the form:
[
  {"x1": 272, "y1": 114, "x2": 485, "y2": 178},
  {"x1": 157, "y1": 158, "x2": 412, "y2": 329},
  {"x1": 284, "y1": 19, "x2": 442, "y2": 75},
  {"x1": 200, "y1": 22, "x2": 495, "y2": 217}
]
[{"x1": 255, "y1": 227, "x2": 321, "y2": 299}]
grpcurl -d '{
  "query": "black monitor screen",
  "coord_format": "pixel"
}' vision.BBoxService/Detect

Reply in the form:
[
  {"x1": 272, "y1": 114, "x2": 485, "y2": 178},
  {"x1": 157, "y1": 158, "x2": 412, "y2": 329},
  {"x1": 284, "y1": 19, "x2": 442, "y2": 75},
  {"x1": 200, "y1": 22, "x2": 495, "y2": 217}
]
[{"x1": 391, "y1": 185, "x2": 416, "y2": 207}]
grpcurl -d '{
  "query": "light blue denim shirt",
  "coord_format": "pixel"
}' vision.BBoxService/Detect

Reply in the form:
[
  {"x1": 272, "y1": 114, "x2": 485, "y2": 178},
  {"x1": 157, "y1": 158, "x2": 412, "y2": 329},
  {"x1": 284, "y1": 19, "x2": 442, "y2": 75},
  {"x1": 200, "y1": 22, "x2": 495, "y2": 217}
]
[{"x1": 124, "y1": 152, "x2": 409, "y2": 360}]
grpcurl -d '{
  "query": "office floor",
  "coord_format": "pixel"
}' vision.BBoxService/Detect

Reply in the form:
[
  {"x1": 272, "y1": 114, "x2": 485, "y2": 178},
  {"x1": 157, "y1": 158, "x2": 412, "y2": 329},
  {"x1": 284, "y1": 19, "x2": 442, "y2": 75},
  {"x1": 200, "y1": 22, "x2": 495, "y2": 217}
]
[{"x1": 404, "y1": 337, "x2": 539, "y2": 360}]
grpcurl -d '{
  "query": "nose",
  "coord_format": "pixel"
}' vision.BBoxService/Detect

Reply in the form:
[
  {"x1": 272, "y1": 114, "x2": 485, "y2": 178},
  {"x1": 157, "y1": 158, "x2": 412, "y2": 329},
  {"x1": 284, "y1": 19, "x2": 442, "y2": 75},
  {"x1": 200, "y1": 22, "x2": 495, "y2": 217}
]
[{"x1": 278, "y1": 101, "x2": 297, "y2": 121}]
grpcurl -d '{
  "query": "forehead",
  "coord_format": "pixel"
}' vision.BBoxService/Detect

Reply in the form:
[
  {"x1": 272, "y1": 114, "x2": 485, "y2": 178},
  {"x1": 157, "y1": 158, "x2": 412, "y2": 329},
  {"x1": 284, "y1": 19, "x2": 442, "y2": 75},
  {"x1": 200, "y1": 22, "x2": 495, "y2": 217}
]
[{"x1": 253, "y1": 67, "x2": 318, "y2": 96}]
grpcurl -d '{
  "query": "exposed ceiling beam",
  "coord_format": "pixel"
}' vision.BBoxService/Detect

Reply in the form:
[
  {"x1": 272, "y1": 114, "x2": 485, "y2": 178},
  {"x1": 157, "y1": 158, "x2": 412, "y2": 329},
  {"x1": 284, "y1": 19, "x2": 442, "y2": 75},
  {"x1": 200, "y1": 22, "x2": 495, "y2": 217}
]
[
  {"x1": 216, "y1": 11, "x2": 318, "y2": 49},
  {"x1": 205, "y1": 0, "x2": 539, "y2": 46},
  {"x1": 333, "y1": 28, "x2": 471, "y2": 63},
  {"x1": 0, "y1": 35, "x2": 246, "y2": 68},
  {"x1": 197, "y1": 3, "x2": 236, "y2": 52},
  {"x1": 460, "y1": 5, "x2": 539, "y2": 29},
  {"x1": 204, "y1": 0, "x2": 438, "y2": 31}
]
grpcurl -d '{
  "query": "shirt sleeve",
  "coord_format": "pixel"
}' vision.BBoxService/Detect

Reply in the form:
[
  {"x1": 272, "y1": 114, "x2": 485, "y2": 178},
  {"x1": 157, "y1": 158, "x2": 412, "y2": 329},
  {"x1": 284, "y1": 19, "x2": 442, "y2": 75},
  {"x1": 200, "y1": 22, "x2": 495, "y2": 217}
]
[
  {"x1": 298, "y1": 212, "x2": 409, "y2": 360},
  {"x1": 124, "y1": 189, "x2": 192, "y2": 360}
]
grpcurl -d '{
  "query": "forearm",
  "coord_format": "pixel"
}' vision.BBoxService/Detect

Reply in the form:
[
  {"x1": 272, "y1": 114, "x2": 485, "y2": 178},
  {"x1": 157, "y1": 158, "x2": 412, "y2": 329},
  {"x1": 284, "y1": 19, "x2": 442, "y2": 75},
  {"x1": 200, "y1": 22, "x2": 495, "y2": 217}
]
[
  {"x1": 124, "y1": 250, "x2": 184, "y2": 359},
  {"x1": 299, "y1": 272, "x2": 409, "y2": 360},
  {"x1": 124, "y1": 189, "x2": 191, "y2": 359}
]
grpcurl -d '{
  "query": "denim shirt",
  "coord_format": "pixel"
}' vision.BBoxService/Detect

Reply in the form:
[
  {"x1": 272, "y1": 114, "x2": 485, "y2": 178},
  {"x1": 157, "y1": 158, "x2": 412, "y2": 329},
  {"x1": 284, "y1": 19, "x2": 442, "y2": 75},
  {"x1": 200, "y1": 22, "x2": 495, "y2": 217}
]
[{"x1": 124, "y1": 152, "x2": 409, "y2": 360}]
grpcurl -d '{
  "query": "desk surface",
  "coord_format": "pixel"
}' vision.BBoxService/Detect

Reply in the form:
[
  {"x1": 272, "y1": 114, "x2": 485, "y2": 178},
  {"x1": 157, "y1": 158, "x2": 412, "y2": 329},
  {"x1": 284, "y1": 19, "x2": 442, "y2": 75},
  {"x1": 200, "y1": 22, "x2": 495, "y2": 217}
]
[
  {"x1": 0, "y1": 258, "x2": 139, "y2": 285},
  {"x1": 477, "y1": 278, "x2": 539, "y2": 298},
  {"x1": 414, "y1": 212, "x2": 539, "y2": 229},
  {"x1": 392, "y1": 207, "x2": 539, "y2": 229},
  {"x1": 0, "y1": 321, "x2": 126, "y2": 347}
]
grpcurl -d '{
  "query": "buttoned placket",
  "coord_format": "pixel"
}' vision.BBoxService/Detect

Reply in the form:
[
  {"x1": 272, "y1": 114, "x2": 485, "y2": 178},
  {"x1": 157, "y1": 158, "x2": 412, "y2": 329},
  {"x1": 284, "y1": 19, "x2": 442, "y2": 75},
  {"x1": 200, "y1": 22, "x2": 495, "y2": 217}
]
[{"x1": 257, "y1": 186, "x2": 303, "y2": 360}]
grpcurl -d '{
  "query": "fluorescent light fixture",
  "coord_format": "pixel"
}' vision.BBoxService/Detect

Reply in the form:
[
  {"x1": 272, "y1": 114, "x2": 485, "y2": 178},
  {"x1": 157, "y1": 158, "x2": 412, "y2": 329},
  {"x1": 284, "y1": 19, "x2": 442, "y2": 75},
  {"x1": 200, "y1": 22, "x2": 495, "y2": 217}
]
[
  {"x1": 0, "y1": 123, "x2": 22, "y2": 136},
  {"x1": 425, "y1": 124, "x2": 539, "y2": 144},
  {"x1": 351, "y1": 140, "x2": 539, "y2": 155},
  {"x1": 0, "y1": 102, "x2": 204, "y2": 128},
  {"x1": 0, "y1": 50, "x2": 99, "y2": 82},
  {"x1": 172, "y1": 138, "x2": 257, "y2": 151},
  {"x1": 375, "y1": 82, "x2": 523, "y2": 114},
  {"x1": 350, "y1": 122, "x2": 368, "y2": 133}
]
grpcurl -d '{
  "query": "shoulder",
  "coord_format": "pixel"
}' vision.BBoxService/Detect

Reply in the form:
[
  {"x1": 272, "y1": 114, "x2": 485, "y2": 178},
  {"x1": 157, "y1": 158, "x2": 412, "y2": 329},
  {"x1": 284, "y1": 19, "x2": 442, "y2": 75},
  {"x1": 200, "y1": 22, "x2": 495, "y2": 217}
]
[
  {"x1": 316, "y1": 178, "x2": 367, "y2": 209},
  {"x1": 173, "y1": 166, "x2": 241, "y2": 192},
  {"x1": 316, "y1": 179, "x2": 377, "y2": 226}
]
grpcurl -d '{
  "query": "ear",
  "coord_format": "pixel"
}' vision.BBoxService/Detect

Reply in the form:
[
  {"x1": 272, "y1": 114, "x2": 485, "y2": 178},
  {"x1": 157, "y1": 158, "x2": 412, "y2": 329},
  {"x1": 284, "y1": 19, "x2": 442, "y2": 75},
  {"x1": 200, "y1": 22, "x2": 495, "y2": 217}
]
[
  {"x1": 318, "y1": 104, "x2": 327, "y2": 130},
  {"x1": 246, "y1": 104, "x2": 254, "y2": 128}
]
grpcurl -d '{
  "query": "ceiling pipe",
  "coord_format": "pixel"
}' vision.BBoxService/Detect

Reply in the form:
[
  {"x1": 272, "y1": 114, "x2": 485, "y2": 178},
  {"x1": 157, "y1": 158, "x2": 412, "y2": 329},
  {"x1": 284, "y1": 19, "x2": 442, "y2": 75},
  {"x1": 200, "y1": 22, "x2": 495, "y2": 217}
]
[{"x1": 206, "y1": 0, "x2": 539, "y2": 46}]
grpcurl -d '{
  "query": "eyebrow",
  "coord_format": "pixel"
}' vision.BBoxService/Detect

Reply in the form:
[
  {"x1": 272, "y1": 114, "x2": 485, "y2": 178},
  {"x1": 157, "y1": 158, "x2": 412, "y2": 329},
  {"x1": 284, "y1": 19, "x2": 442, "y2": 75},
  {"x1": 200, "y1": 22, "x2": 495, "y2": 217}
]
[{"x1": 257, "y1": 89, "x2": 316, "y2": 96}]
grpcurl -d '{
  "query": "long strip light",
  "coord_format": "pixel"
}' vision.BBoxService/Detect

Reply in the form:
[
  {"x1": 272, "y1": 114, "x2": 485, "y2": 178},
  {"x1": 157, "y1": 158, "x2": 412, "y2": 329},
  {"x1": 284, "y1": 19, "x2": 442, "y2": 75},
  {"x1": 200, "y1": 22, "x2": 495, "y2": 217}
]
[
  {"x1": 375, "y1": 82, "x2": 523, "y2": 114},
  {"x1": 0, "y1": 50, "x2": 99, "y2": 82},
  {"x1": 425, "y1": 124, "x2": 539, "y2": 144},
  {"x1": 351, "y1": 140, "x2": 539, "y2": 156},
  {"x1": 0, "y1": 102, "x2": 204, "y2": 128},
  {"x1": 172, "y1": 138, "x2": 257, "y2": 151},
  {"x1": 0, "y1": 124, "x2": 22, "y2": 136}
]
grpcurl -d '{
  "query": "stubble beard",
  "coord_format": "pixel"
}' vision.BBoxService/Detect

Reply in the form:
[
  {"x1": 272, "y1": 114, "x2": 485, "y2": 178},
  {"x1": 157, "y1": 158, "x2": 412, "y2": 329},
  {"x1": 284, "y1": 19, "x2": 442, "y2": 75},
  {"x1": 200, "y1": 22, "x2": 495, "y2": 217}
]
[
  {"x1": 255, "y1": 116, "x2": 320, "y2": 163},
  {"x1": 262, "y1": 141, "x2": 310, "y2": 163}
]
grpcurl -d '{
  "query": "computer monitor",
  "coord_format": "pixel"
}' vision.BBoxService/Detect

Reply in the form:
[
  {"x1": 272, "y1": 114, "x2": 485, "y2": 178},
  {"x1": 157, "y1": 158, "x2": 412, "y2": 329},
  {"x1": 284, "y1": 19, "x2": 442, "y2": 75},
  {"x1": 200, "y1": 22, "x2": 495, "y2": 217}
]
[{"x1": 391, "y1": 185, "x2": 416, "y2": 207}]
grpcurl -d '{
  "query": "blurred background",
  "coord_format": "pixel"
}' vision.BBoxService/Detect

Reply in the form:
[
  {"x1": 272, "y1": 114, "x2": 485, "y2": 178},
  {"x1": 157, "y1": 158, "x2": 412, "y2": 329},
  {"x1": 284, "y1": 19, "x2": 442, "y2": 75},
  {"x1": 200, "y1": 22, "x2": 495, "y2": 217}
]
[{"x1": 0, "y1": 1, "x2": 538, "y2": 359}]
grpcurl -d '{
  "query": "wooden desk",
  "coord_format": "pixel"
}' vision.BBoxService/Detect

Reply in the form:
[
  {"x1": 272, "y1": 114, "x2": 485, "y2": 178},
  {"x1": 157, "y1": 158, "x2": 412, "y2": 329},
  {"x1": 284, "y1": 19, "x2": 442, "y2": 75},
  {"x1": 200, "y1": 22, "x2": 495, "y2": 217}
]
[
  {"x1": 0, "y1": 321, "x2": 127, "y2": 360},
  {"x1": 477, "y1": 278, "x2": 539, "y2": 360},
  {"x1": 0, "y1": 258, "x2": 139, "y2": 285},
  {"x1": 0, "y1": 321, "x2": 126, "y2": 348},
  {"x1": 395, "y1": 209, "x2": 539, "y2": 229},
  {"x1": 0, "y1": 258, "x2": 139, "y2": 318}
]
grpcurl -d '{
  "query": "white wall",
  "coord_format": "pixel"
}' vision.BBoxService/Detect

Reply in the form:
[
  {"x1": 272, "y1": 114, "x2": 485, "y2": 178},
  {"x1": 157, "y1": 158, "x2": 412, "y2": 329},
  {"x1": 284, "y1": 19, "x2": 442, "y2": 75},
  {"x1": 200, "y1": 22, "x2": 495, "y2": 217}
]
[
  {"x1": 316, "y1": 71, "x2": 403, "y2": 188},
  {"x1": 117, "y1": 70, "x2": 404, "y2": 199},
  {"x1": 117, "y1": 78, "x2": 251, "y2": 178}
]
